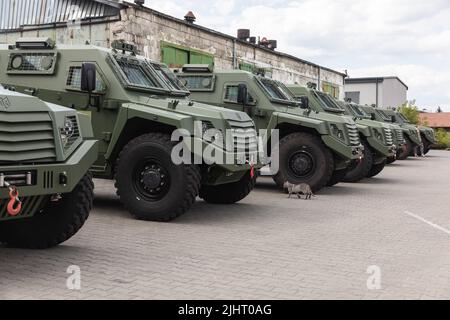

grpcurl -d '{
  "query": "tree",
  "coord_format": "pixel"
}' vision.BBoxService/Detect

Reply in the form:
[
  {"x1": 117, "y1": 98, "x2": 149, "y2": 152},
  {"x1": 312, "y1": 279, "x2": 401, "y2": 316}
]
[
  {"x1": 435, "y1": 128, "x2": 450, "y2": 149},
  {"x1": 437, "y1": 106, "x2": 443, "y2": 113},
  {"x1": 398, "y1": 101, "x2": 420, "y2": 125}
]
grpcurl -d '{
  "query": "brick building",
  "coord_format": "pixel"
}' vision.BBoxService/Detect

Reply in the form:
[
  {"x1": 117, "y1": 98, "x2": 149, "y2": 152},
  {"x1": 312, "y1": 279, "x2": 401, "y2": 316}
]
[{"x1": 0, "y1": 0, "x2": 347, "y2": 98}]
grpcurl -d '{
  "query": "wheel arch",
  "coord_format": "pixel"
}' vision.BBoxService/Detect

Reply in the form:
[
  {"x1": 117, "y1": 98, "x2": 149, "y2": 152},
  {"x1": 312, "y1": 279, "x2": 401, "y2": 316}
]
[{"x1": 107, "y1": 117, "x2": 178, "y2": 169}]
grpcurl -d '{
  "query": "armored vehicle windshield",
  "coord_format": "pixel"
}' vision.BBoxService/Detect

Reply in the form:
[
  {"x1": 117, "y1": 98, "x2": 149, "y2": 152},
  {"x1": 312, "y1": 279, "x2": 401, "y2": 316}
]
[{"x1": 256, "y1": 77, "x2": 298, "y2": 106}]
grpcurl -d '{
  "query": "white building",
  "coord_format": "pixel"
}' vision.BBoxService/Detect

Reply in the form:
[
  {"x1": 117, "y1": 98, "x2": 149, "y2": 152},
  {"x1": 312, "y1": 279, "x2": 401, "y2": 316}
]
[{"x1": 344, "y1": 77, "x2": 408, "y2": 108}]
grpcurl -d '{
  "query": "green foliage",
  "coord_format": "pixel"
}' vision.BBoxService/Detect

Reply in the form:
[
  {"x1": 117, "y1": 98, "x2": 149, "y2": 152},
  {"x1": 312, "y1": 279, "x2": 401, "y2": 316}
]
[
  {"x1": 398, "y1": 101, "x2": 420, "y2": 124},
  {"x1": 435, "y1": 128, "x2": 450, "y2": 149}
]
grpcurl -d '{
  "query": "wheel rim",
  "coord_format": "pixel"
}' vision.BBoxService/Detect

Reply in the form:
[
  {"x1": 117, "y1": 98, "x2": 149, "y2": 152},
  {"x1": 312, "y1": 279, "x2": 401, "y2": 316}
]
[
  {"x1": 133, "y1": 159, "x2": 171, "y2": 201},
  {"x1": 287, "y1": 150, "x2": 316, "y2": 178}
]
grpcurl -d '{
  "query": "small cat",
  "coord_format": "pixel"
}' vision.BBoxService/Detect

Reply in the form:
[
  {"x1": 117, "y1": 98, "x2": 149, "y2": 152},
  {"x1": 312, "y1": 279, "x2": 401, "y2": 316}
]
[{"x1": 283, "y1": 181, "x2": 315, "y2": 200}]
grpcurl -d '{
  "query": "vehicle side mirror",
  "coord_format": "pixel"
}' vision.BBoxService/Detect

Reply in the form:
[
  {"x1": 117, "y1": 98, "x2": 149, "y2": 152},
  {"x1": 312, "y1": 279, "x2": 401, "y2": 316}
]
[
  {"x1": 391, "y1": 115, "x2": 396, "y2": 122},
  {"x1": 81, "y1": 63, "x2": 97, "y2": 93},
  {"x1": 370, "y1": 113, "x2": 376, "y2": 121},
  {"x1": 237, "y1": 84, "x2": 249, "y2": 105},
  {"x1": 299, "y1": 96, "x2": 309, "y2": 109}
]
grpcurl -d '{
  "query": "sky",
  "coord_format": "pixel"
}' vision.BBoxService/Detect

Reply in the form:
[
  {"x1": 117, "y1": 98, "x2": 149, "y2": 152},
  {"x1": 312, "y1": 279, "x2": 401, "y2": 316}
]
[{"x1": 144, "y1": 0, "x2": 450, "y2": 111}]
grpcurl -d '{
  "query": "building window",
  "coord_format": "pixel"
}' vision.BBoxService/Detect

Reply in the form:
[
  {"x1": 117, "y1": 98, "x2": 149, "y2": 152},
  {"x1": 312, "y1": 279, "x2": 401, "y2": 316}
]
[
  {"x1": 322, "y1": 82, "x2": 340, "y2": 99},
  {"x1": 161, "y1": 42, "x2": 214, "y2": 68},
  {"x1": 345, "y1": 91, "x2": 360, "y2": 104}
]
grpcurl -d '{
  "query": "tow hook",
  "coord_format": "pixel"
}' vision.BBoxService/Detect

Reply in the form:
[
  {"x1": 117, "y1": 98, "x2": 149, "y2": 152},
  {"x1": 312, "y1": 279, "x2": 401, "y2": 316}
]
[{"x1": 3, "y1": 182, "x2": 22, "y2": 216}]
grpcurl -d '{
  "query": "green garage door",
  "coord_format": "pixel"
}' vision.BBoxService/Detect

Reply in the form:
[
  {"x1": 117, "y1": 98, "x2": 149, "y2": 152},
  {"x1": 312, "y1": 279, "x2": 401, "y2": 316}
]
[{"x1": 161, "y1": 42, "x2": 214, "y2": 68}]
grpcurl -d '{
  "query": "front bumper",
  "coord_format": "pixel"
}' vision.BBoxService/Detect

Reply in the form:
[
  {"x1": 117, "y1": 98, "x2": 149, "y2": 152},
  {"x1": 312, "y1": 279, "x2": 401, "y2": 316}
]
[
  {"x1": 0, "y1": 140, "x2": 98, "y2": 199},
  {"x1": 187, "y1": 137, "x2": 262, "y2": 186},
  {"x1": 408, "y1": 135, "x2": 422, "y2": 147},
  {"x1": 367, "y1": 137, "x2": 396, "y2": 157},
  {"x1": 321, "y1": 135, "x2": 364, "y2": 161}
]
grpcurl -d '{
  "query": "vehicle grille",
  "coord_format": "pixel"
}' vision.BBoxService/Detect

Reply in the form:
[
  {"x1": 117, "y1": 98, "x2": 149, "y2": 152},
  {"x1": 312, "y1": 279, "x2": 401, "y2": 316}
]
[
  {"x1": 384, "y1": 128, "x2": 394, "y2": 146},
  {"x1": 229, "y1": 120, "x2": 258, "y2": 164},
  {"x1": 396, "y1": 129, "x2": 405, "y2": 144},
  {"x1": 0, "y1": 110, "x2": 56, "y2": 164},
  {"x1": 345, "y1": 123, "x2": 361, "y2": 146}
]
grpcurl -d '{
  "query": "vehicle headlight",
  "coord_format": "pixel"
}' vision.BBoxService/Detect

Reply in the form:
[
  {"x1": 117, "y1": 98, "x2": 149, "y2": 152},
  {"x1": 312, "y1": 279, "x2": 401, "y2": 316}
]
[
  {"x1": 201, "y1": 121, "x2": 223, "y2": 145},
  {"x1": 60, "y1": 116, "x2": 77, "y2": 147},
  {"x1": 373, "y1": 129, "x2": 383, "y2": 141},
  {"x1": 330, "y1": 124, "x2": 345, "y2": 140}
]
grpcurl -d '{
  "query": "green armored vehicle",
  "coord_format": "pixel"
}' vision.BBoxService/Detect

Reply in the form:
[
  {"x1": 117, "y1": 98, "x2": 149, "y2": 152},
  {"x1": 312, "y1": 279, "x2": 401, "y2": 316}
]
[
  {"x1": 359, "y1": 105, "x2": 407, "y2": 163},
  {"x1": 0, "y1": 86, "x2": 97, "y2": 249},
  {"x1": 418, "y1": 126, "x2": 437, "y2": 155},
  {"x1": 0, "y1": 39, "x2": 260, "y2": 222},
  {"x1": 381, "y1": 109, "x2": 423, "y2": 158},
  {"x1": 331, "y1": 100, "x2": 396, "y2": 181},
  {"x1": 178, "y1": 67, "x2": 363, "y2": 191}
]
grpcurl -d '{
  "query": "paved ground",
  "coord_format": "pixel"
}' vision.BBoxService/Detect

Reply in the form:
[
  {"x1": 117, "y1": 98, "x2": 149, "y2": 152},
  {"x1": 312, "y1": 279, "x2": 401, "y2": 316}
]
[{"x1": 1, "y1": 150, "x2": 449, "y2": 300}]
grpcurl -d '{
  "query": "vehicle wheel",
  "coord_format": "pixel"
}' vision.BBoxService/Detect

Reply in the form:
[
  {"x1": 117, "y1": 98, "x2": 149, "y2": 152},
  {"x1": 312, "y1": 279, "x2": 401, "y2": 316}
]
[
  {"x1": 272, "y1": 132, "x2": 334, "y2": 192},
  {"x1": 343, "y1": 140, "x2": 373, "y2": 183},
  {"x1": 386, "y1": 156, "x2": 396, "y2": 164},
  {"x1": 115, "y1": 133, "x2": 201, "y2": 222},
  {"x1": 200, "y1": 172, "x2": 256, "y2": 204},
  {"x1": 397, "y1": 138, "x2": 413, "y2": 160},
  {"x1": 326, "y1": 168, "x2": 349, "y2": 187},
  {"x1": 0, "y1": 173, "x2": 93, "y2": 249},
  {"x1": 422, "y1": 138, "x2": 431, "y2": 155},
  {"x1": 367, "y1": 159, "x2": 386, "y2": 178}
]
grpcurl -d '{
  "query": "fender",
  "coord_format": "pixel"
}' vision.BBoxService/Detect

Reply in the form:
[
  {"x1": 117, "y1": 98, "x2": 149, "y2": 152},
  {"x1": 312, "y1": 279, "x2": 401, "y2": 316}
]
[
  {"x1": 77, "y1": 112, "x2": 95, "y2": 139},
  {"x1": 356, "y1": 123, "x2": 371, "y2": 138},
  {"x1": 276, "y1": 112, "x2": 328, "y2": 135},
  {"x1": 105, "y1": 103, "x2": 192, "y2": 160}
]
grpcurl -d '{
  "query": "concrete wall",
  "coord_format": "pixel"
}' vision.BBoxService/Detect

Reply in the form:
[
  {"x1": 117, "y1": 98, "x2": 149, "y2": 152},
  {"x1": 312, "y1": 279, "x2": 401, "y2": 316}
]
[
  {"x1": 344, "y1": 79, "x2": 407, "y2": 107},
  {"x1": 344, "y1": 82, "x2": 381, "y2": 106},
  {"x1": 0, "y1": 5, "x2": 345, "y2": 98},
  {"x1": 382, "y1": 78, "x2": 407, "y2": 108}
]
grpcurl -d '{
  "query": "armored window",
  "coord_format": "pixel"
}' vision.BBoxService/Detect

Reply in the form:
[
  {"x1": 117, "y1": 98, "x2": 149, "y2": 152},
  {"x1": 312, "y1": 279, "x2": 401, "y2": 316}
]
[
  {"x1": 348, "y1": 104, "x2": 368, "y2": 118},
  {"x1": 178, "y1": 75, "x2": 215, "y2": 91},
  {"x1": 116, "y1": 60, "x2": 161, "y2": 88},
  {"x1": 375, "y1": 109, "x2": 392, "y2": 121},
  {"x1": 7, "y1": 52, "x2": 57, "y2": 75},
  {"x1": 151, "y1": 63, "x2": 188, "y2": 93},
  {"x1": 260, "y1": 79, "x2": 286, "y2": 100},
  {"x1": 224, "y1": 85, "x2": 255, "y2": 104},
  {"x1": 66, "y1": 67, "x2": 106, "y2": 92},
  {"x1": 315, "y1": 91, "x2": 343, "y2": 111}
]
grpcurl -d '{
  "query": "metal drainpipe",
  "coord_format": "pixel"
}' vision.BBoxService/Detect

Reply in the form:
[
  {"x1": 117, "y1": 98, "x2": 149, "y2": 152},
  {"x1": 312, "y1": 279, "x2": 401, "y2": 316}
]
[
  {"x1": 318, "y1": 67, "x2": 321, "y2": 91},
  {"x1": 375, "y1": 78, "x2": 379, "y2": 107},
  {"x1": 232, "y1": 39, "x2": 237, "y2": 69}
]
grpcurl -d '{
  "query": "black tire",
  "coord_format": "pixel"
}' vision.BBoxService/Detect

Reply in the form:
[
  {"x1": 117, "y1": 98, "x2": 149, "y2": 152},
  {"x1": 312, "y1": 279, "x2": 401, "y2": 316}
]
[
  {"x1": 200, "y1": 172, "x2": 256, "y2": 204},
  {"x1": 272, "y1": 132, "x2": 334, "y2": 192},
  {"x1": 386, "y1": 156, "x2": 396, "y2": 164},
  {"x1": 367, "y1": 159, "x2": 386, "y2": 178},
  {"x1": 400, "y1": 136, "x2": 414, "y2": 159},
  {"x1": 326, "y1": 168, "x2": 349, "y2": 187},
  {"x1": 422, "y1": 138, "x2": 431, "y2": 155},
  {"x1": 396, "y1": 141, "x2": 410, "y2": 160},
  {"x1": 0, "y1": 173, "x2": 93, "y2": 249},
  {"x1": 343, "y1": 140, "x2": 373, "y2": 183},
  {"x1": 115, "y1": 133, "x2": 201, "y2": 222}
]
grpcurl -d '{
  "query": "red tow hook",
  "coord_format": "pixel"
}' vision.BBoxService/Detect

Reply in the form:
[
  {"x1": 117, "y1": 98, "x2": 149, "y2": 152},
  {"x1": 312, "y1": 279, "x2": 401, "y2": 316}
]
[
  {"x1": 6, "y1": 185, "x2": 22, "y2": 216},
  {"x1": 250, "y1": 165, "x2": 255, "y2": 179},
  {"x1": 246, "y1": 160, "x2": 256, "y2": 179}
]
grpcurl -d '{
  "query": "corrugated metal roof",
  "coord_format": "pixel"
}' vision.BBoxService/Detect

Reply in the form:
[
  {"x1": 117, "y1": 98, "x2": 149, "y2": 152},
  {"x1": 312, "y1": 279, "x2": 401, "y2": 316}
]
[{"x1": 0, "y1": 0, "x2": 121, "y2": 31}]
